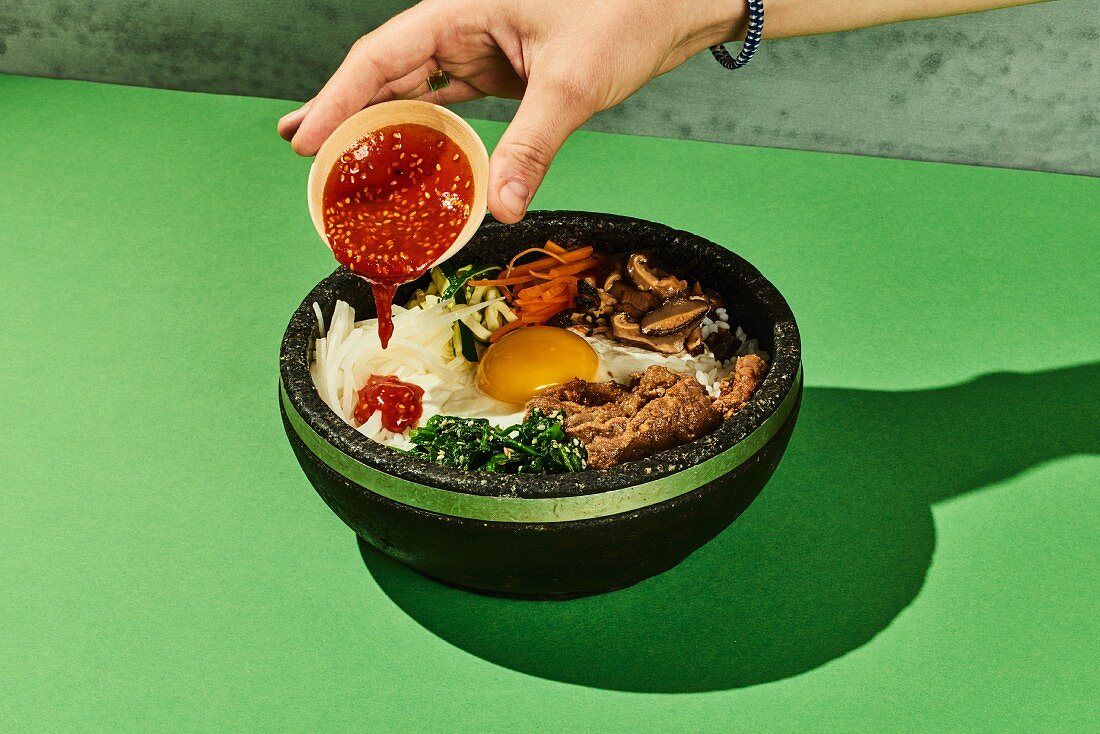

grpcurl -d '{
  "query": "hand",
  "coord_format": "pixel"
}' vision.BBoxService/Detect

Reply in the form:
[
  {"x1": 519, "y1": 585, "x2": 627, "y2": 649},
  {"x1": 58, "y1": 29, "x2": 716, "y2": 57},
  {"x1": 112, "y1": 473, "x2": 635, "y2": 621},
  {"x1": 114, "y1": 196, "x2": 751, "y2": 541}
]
[{"x1": 277, "y1": 0, "x2": 744, "y2": 223}]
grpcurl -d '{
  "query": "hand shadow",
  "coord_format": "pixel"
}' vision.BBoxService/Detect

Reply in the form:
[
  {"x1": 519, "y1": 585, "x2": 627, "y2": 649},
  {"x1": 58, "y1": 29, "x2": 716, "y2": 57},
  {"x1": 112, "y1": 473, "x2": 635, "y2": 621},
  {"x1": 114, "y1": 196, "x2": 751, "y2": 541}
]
[{"x1": 358, "y1": 362, "x2": 1098, "y2": 692}]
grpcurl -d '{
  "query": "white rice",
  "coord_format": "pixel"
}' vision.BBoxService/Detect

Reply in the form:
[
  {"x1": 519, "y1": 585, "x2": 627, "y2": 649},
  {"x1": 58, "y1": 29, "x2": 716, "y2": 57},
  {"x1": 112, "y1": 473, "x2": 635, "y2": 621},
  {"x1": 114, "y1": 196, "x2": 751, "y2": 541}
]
[{"x1": 584, "y1": 316, "x2": 767, "y2": 399}]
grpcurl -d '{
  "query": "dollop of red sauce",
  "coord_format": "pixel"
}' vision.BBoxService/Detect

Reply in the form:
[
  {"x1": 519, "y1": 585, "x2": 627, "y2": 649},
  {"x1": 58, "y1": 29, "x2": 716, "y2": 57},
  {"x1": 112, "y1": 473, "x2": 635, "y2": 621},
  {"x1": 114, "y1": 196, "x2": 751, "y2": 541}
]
[
  {"x1": 354, "y1": 374, "x2": 425, "y2": 433},
  {"x1": 322, "y1": 123, "x2": 474, "y2": 348}
]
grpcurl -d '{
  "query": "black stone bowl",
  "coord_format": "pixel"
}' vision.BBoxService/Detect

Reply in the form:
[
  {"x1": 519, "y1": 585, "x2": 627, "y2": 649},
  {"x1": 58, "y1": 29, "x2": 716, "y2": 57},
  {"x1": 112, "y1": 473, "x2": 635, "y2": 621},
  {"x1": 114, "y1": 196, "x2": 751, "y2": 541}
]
[{"x1": 280, "y1": 211, "x2": 802, "y2": 599}]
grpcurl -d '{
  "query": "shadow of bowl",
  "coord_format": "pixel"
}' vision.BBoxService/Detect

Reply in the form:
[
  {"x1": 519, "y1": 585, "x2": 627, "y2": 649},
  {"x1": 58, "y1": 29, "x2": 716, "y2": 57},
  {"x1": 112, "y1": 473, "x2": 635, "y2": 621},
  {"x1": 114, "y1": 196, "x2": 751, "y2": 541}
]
[{"x1": 279, "y1": 211, "x2": 802, "y2": 598}]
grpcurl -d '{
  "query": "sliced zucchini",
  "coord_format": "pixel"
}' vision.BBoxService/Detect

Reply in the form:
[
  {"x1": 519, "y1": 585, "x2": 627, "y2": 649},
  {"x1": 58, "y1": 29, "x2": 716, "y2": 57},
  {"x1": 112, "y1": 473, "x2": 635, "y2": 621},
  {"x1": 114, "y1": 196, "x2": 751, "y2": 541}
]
[
  {"x1": 455, "y1": 321, "x2": 480, "y2": 362},
  {"x1": 460, "y1": 314, "x2": 493, "y2": 343},
  {"x1": 468, "y1": 284, "x2": 490, "y2": 305},
  {"x1": 404, "y1": 288, "x2": 429, "y2": 310},
  {"x1": 429, "y1": 266, "x2": 450, "y2": 295},
  {"x1": 487, "y1": 298, "x2": 518, "y2": 323},
  {"x1": 483, "y1": 303, "x2": 501, "y2": 332},
  {"x1": 441, "y1": 264, "x2": 501, "y2": 300}
]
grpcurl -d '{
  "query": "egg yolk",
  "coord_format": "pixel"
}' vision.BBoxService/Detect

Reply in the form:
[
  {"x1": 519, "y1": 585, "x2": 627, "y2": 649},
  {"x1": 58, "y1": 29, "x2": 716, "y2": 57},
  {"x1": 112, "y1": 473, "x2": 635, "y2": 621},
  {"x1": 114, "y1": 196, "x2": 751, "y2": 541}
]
[{"x1": 476, "y1": 326, "x2": 600, "y2": 405}]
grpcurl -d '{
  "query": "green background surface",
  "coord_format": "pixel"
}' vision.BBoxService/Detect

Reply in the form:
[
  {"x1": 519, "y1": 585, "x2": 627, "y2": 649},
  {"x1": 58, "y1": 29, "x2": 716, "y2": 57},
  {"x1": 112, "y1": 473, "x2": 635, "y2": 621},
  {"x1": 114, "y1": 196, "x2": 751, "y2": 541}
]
[
  {"x1": 1, "y1": 0, "x2": 1098, "y2": 175},
  {"x1": 1, "y1": 75, "x2": 1097, "y2": 731}
]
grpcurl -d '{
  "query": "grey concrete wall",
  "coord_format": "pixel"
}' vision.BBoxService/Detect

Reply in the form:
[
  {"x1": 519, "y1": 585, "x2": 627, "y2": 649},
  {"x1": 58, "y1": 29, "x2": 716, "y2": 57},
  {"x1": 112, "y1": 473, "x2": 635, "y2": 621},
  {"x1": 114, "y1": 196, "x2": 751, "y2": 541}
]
[{"x1": 1, "y1": 0, "x2": 1096, "y2": 175}]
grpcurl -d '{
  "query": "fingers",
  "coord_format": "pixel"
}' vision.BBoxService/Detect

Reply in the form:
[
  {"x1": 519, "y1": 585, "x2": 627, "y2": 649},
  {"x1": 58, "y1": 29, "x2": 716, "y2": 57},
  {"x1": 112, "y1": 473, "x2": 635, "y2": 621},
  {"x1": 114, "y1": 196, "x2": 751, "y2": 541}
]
[
  {"x1": 372, "y1": 65, "x2": 485, "y2": 106},
  {"x1": 278, "y1": 64, "x2": 483, "y2": 147},
  {"x1": 488, "y1": 75, "x2": 594, "y2": 223},
  {"x1": 291, "y1": 6, "x2": 438, "y2": 156},
  {"x1": 277, "y1": 99, "x2": 312, "y2": 141},
  {"x1": 412, "y1": 79, "x2": 486, "y2": 106}
]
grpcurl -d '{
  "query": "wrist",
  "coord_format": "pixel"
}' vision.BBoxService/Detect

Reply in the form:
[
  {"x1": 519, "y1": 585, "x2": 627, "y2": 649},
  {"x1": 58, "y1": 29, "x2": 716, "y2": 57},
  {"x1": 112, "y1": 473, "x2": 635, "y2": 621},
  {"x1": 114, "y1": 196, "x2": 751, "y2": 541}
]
[{"x1": 691, "y1": 0, "x2": 749, "y2": 49}]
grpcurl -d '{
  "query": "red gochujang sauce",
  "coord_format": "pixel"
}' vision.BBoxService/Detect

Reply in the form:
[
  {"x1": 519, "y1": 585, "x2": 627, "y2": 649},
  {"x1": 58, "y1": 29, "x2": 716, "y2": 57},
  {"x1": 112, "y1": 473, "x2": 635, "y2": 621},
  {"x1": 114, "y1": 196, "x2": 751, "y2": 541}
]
[
  {"x1": 353, "y1": 374, "x2": 425, "y2": 433},
  {"x1": 322, "y1": 123, "x2": 474, "y2": 348}
]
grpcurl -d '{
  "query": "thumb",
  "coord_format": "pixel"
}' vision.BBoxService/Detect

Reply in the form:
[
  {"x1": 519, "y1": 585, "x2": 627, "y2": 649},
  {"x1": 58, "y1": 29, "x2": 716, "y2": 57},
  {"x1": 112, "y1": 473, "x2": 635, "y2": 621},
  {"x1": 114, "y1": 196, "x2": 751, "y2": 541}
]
[{"x1": 488, "y1": 76, "x2": 593, "y2": 224}]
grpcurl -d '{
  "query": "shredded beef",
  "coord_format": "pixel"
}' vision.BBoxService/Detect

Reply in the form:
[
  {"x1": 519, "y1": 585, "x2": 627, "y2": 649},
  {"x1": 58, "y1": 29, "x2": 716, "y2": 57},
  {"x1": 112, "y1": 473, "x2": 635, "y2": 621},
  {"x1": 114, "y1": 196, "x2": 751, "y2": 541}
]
[
  {"x1": 526, "y1": 365, "x2": 723, "y2": 469},
  {"x1": 713, "y1": 354, "x2": 769, "y2": 420}
]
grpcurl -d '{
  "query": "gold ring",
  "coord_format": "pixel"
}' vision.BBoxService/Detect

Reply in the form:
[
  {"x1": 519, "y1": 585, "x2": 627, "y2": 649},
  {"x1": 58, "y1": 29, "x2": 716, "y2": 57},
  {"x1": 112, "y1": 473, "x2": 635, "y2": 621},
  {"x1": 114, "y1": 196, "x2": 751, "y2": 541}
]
[{"x1": 426, "y1": 69, "x2": 450, "y2": 92}]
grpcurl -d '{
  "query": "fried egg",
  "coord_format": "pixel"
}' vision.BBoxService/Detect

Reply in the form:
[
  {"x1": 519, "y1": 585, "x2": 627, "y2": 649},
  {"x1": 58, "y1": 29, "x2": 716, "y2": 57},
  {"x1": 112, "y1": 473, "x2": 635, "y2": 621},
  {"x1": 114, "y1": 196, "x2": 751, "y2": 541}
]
[{"x1": 476, "y1": 326, "x2": 600, "y2": 405}]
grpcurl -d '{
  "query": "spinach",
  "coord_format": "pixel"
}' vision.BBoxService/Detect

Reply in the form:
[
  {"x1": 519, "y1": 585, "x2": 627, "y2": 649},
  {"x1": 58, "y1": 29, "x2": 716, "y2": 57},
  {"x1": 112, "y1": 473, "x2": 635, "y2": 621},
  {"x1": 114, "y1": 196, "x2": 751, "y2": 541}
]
[{"x1": 405, "y1": 409, "x2": 587, "y2": 474}]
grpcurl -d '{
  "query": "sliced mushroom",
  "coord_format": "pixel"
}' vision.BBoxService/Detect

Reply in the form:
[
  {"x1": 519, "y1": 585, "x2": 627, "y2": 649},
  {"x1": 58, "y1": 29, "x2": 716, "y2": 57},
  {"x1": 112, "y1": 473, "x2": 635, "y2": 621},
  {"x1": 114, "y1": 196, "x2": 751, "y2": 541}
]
[
  {"x1": 545, "y1": 310, "x2": 577, "y2": 328},
  {"x1": 639, "y1": 297, "x2": 710, "y2": 336},
  {"x1": 690, "y1": 281, "x2": 724, "y2": 309},
  {"x1": 589, "y1": 287, "x2": 619, "y2": 318},
  {"x1": 573, "y1": 280, "x2": 618, "y2": 321},
  {"x1": 685, "y1": 325, "x2": 705, "y2": 356},
  {"x1": 611, "y1": 313, "x2": 690, "y2": 354},
  {"x1": 626, "y1": 253, "x2": 688, "y2": 299},
  {"x1": 575, "y1": 279, "x2": 599, "y2": 311},
  {"x1": 602, "y1": 271, "x2": 623, "y2": 293},
  {"x1": 576, "y1": 279, "x2": 614, "y2": 314},
  {"x1": 611, "y1": 284, "x2": 662, "y2": 319},
  {"x1": 705, "y1": 329, "x2": 741, "y2": 362}
]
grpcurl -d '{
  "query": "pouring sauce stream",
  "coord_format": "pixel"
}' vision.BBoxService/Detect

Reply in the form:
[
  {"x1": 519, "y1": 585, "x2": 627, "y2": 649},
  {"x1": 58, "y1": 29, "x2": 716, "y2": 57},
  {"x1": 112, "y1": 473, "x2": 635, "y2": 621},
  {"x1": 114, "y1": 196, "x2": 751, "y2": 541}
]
[{"x1": 321, "y1": 123, "x2": 474, "y2": 347}]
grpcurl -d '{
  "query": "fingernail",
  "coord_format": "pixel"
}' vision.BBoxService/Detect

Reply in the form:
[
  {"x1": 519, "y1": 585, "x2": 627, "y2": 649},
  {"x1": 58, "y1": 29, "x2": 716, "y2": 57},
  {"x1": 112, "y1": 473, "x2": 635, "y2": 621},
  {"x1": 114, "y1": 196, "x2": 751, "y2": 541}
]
[
  {"x1": 500, "y1": 179, "x2": 530, "y2": 217},
  {"x1": 281, "y1": 101, "x2": 311, "y2": 124}
]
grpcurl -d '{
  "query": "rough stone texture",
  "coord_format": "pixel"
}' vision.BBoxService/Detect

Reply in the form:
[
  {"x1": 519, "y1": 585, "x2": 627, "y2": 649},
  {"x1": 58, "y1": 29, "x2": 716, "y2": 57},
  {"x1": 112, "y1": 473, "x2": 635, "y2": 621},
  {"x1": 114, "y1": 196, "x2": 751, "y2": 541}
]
[{"x1": 1, "y1": 0, "x2": 1094, "y2": 175}]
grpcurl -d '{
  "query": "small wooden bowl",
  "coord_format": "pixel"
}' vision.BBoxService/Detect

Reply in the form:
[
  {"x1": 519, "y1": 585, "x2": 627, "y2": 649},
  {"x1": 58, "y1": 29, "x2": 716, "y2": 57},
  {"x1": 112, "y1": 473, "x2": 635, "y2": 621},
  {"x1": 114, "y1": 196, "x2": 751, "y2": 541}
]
[{"x1": 306, "y1": 100, "x2": 490, "y2": 269}]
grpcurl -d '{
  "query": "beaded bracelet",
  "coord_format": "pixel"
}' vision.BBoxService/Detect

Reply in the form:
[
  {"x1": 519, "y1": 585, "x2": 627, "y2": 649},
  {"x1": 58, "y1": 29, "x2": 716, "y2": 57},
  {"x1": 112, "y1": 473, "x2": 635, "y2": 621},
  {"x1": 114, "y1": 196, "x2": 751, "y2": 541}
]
[{"x1": 710, "y1": 0, "x2": 764, "y2": 70}]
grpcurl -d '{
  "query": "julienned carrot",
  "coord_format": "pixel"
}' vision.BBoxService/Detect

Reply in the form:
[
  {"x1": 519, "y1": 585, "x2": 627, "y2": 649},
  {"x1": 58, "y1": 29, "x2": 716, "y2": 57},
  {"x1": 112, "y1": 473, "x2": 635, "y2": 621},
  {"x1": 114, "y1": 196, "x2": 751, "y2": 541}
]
[
  {"x1": 516, "y1": 276, "x2": 574, "y2": 299},
  {"x1": 476, "y1": 243, "x2": 598, "y2": 332},
  {"x1": 515, "y1": 303, "x2": 567, "y2": 317},
  {"x1": 546, "y1": 257, "x2": 600, "y2": 278},
  {"x1": 515, "y1": 293, "x2": 570, "y2": 309},
  {"x1": 509, "y1": 248, "x2": 593, "y2": 275},
  {"x1": 505, "y1": 246, "x2": 594, "y2": 278},
  {"x1": 507, "y1": 247, "x2": 569, "y2": 272},
  {"x1": 517, "y1": 304, "x2": 569, "y2": 320},
  {"x1": 469, "y1": 247, "x2": 599, "y2": 289},
  {"x1": 522, "y1": 290, "x2": 576, "y2": 307}
]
